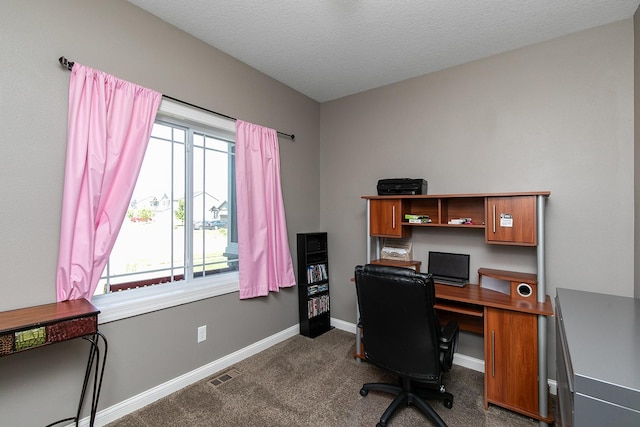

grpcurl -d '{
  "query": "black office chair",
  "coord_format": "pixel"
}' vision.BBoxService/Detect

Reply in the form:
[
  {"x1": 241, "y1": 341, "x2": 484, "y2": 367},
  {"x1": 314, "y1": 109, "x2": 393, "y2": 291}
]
[{"x1": 354, "y1": 264, "x2": 459, "y2": 427}]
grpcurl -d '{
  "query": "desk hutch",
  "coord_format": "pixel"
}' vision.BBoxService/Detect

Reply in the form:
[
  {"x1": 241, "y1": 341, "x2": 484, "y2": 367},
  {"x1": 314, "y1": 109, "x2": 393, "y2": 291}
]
[{"x1": 359, "y1": 192, "x2": 552, "y2": 425}]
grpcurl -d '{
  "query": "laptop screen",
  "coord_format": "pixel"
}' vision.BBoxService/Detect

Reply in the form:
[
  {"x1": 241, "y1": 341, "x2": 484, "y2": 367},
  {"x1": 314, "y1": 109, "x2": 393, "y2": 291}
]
[{"x1": 427, "y1": 251, "x2": 470, "y2": 281}]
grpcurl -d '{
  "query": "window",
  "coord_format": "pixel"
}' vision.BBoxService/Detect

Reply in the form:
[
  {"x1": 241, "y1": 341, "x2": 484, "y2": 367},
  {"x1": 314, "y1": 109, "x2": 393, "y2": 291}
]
[{"x1": 92, "y1": 100, "x2": 240, "y2": 322}]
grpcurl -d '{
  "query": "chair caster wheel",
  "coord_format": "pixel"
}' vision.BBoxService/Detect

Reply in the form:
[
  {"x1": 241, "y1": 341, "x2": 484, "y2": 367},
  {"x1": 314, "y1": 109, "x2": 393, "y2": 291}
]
[
  {"x1": 444, "y1": 398, "x2": 453, "y2": 409},
  {"x1": 360, "y1": 388, "x2": 368, "y2": 396},
  {"x1": 376, "y1": 422, "x2": 385, "y2": 427}
]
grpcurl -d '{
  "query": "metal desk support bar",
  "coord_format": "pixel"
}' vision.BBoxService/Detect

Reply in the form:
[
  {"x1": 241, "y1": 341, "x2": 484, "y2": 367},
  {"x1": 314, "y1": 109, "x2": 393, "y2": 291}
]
[{"x1": 537, "y1": 195, "x2": 549, "y2": 426}]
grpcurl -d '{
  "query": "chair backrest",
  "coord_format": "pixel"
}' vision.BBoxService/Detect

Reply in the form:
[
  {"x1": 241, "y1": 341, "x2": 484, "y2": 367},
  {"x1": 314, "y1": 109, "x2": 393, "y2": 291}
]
[{"x1": 355, "y1": 264, "x2": 442, "y2": 382}]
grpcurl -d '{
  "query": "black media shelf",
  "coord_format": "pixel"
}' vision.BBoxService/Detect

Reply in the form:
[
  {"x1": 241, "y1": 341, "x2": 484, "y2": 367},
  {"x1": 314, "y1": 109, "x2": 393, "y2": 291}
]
[{"x1": 297, "y1": 232, "x2": 332, "y2": 338}]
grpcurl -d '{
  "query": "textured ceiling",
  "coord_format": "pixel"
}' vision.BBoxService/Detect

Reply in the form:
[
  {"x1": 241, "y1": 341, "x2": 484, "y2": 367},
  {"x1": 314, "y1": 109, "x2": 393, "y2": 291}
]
[{"x1": 128, "y1": 0, "x2": 640, "y2": 102}]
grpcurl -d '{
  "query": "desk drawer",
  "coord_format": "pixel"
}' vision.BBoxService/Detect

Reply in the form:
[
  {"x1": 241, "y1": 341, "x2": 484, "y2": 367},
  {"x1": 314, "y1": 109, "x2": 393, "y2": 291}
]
[
  {"x1": 46, "y1": 316, "x2": 97, "y2": 343},
  {"x1": 0, "y1": 333, "x2": 14, "y2": 355},
  {"x1": 0, "y1": 315, "x2": 97, "y2": 355}
]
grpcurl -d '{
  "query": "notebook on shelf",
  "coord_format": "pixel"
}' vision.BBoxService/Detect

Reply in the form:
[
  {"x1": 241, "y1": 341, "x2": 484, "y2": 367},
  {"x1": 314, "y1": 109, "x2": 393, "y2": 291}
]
[{"x1": 427, "y1": 251, "x2": 470, "y2": 287}]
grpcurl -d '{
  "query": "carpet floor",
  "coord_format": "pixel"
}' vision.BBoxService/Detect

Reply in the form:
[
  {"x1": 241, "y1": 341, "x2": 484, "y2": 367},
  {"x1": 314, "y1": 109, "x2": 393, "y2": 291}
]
[{"x1": 107, "y1": 329, "x2": 546, "y2": 426}]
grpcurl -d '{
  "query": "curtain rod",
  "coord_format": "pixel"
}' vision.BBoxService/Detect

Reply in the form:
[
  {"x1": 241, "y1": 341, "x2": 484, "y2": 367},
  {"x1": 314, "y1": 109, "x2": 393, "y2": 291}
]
[{"x1": 58, "y1": 56, "x2": 295, "y2": 140}]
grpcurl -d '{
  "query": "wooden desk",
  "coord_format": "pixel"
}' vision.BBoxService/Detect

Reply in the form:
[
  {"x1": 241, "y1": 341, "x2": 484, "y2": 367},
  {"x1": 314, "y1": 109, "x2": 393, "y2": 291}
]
[
  {"x1": 0, "y1": 299, "x2": 107, "y2": 427},
  {"x1": 434, "y1": 282, "x2": 553, "y2": 333},
  {"x1": 354, "y1": 276, "x2": 553, "y2": 423},
  {"x1": 361, "y1": 192, "x2": 553, "y2": 423},
  {"x1": 436, "y1": 282, "x2": 553, "y2": 422}
]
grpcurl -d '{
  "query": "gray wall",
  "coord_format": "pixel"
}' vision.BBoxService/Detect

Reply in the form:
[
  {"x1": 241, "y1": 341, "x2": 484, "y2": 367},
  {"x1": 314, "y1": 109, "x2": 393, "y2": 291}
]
[
  {"x1": 0, "y1": 0, "x2": 636, "y2": 424},
  {"x1": 0, "y1": 1, "x2": 319, "y2": 425},
  {"x1": 320, "y1": 20, "x2": 634, "y2": 364}
]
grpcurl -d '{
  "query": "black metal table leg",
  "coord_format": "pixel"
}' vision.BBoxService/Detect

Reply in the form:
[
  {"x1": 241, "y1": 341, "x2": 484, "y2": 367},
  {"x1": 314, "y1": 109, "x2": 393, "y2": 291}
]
[
  {"x1": 45, "y1": 331, "x2": 108, "y2": 427},
  {"x1": 81, "y1": 331, "x2": 108, "y2": 427}
]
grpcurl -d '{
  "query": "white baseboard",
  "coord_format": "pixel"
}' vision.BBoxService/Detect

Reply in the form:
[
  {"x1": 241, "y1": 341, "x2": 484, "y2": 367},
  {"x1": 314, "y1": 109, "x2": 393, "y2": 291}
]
[
  {"x1": 452, "y1": 352, "x2": 485, "y2": 372},
  {"x1": 331, "y1": 317, "x2": 358, "y2": 334},
  {"x1": 82, "y1": 318, "x2": 555, "y2": 426}
]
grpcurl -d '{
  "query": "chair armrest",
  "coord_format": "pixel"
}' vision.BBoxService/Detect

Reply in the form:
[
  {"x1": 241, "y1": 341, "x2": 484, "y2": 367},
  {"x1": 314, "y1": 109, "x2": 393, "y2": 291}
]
[
  {"x1": 439, "y1": 321, "x2": 460, "y2": 369},
  {"x1": 440, "y1": 321, "x2": 459, "y2": 345}
]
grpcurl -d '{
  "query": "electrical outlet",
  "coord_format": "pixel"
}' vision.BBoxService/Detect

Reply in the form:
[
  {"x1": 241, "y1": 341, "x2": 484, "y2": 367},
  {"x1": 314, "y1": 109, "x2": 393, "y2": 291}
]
[{"x1": 197, "y1": 325, "x2": 207, "y2": 343}]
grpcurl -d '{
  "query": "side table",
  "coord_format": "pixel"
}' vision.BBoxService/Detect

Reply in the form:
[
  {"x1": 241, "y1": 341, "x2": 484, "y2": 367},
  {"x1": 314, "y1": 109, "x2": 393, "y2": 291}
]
[{"x1": 0, "y1": 298, "x2": 107, "y2": 426}]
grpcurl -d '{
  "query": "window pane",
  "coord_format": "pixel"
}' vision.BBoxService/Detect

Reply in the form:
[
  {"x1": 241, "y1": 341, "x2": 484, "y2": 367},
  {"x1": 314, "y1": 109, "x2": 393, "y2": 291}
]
[
  {"x1": 97, "y1": 115, "x2": 237, "y2": 296},
  {"x1": 192, "y1": 133, "x2": 237, "y2": 276},
  {"x1": 98, "y1": 123, "x2": 186, "y2": 294}
]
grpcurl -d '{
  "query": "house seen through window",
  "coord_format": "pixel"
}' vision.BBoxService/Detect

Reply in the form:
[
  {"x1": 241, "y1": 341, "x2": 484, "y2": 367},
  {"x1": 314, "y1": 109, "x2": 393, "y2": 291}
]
[{"x1": 96, "y1": 113, "x2": 239, "y2": 296}]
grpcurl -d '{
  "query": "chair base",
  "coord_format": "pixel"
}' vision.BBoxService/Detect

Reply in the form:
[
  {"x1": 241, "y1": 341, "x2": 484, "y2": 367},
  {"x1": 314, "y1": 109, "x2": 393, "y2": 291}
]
[{"x1": 360, "y1": 378, "x2": 453, "y2": 427}]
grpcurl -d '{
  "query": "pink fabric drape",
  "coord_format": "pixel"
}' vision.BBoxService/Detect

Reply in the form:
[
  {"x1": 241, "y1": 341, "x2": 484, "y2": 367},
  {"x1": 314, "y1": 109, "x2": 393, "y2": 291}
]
[
  {"x1": 235, "y1": 120, "x2": 296, "y2": 299},
  {"x1": 56, "y1": 63, "x2": 161, "y2": 301}
]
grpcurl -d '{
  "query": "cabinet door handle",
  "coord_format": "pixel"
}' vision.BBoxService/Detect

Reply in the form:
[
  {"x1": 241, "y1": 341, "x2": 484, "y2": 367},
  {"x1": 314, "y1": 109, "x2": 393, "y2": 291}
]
[
  {"x1": 491, "y1": 330, "x2": 495, "y2": 377},
  {"x1": 392, "y1": 205, "x2": 396, "y2": 229},
  {"x1": 492, "y1": 205, "x2": 496, "y2": 233}
]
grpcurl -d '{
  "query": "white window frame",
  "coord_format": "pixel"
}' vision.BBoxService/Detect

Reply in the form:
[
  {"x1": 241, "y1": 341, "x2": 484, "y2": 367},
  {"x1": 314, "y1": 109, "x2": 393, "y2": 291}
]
[{"x1": 92, "y1": 99, "x2": 239, "y2": 324}]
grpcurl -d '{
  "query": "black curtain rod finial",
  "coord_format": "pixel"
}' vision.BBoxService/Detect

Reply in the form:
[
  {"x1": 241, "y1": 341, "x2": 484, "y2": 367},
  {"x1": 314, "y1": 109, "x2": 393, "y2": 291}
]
[{"x1": 59, "y1": 56, "x2": 74, "y2": 71}]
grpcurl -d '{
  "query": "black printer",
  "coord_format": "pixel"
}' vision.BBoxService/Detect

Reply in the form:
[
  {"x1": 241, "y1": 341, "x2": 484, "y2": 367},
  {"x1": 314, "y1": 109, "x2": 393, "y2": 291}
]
[{"x1": 377, "y1": 178, "x2": 428, "y2": 195}]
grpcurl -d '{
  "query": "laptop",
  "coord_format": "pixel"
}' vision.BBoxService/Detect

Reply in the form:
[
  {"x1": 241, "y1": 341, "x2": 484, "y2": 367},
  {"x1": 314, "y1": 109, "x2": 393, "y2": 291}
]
[{"x1": 427, "y1": 251, "x2": 470, "y2": 287}]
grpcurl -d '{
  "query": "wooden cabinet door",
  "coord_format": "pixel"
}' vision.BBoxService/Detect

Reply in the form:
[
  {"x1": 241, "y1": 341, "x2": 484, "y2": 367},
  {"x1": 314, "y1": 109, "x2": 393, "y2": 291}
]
[
  {"x1": 369, "y1": 199, "x2": 410, "y2": 238},
  {"x1": 486, "y1": 196, "x2": 536, "y2": 245},
  {"x1": 484, "y1": 307, "x2": 539, "y2": 417}
]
